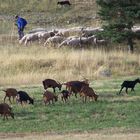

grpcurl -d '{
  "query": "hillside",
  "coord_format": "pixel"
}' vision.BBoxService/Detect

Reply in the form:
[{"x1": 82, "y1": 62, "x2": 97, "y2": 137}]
[{"x1": 0, "y1": 0, "x2": 99, "y2": 34}]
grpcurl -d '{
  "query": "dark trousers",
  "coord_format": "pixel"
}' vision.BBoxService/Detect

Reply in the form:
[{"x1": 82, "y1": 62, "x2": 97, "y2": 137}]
[{"x1": 18, "y1": 28, "x2": 24, "y2": 40}]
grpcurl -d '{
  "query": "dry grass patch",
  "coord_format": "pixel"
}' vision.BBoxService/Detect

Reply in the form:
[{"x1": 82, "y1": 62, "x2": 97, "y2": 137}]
[{"x1": 0, "y1": 45, "x2": 140, "y2": 85}]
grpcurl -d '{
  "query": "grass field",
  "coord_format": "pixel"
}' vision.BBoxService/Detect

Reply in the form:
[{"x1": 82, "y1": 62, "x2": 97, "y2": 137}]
[
  {"x1": 0, "y1": 0, "x2": 140, "y2": 139},
  {"x1": 0, "y1": 44, "x2": 140, "y2": 86},
  {"x1": 0, "y1": 77, "x2": 140, "y2": 134}
]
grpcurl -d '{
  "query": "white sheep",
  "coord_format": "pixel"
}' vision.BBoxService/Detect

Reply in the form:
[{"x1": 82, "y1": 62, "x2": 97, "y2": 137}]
[
  {"x1": 44, "y1": 35, "x2": 65, "y2": 47},
  {"x1": 94, "y1": 38, "x2": 108, "y2": 46},
  {"x1": 82, "y1": 27, "x2": 103, "y2": 37},
  {"x1": 37, "y1": 31, "x2": 55, "y2": 43},
  {"x1": 19, "y1": 33, "x2": 39, "y2": 46},
  {"x1": 59, "y1": 37, "x2": 82, "y2": 48}
]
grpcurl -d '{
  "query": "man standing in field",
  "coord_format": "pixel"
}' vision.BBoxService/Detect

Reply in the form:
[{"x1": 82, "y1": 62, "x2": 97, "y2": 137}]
[{"x1": 15, "y1": 15, "x2": 27, "y2": 40}]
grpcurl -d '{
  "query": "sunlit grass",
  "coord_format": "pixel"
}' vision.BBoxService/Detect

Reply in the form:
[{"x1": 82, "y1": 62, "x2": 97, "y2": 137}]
[{"x1": 0, "y1": 44, "x2": 140, "y2": 86}]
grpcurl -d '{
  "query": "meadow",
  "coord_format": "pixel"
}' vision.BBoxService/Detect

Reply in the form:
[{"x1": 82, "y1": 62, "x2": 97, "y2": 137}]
[
  {"x1": 0, "y1": 75, "x2": 140, "y2": 135},
  {"x1": 0, "y1": 39, "x2": 140, "y2": 134},
  {"x1": 0, "y1": 0, "x2": 140, "y2": 139}
]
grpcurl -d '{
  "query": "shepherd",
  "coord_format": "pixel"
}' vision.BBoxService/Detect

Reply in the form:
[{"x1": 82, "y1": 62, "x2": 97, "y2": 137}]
[{"x1": 15, "y1": 15, "x2": 27, "y2": 40}]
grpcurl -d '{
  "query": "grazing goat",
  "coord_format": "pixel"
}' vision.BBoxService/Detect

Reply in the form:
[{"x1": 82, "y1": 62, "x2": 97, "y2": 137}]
[
  {"x1": 43, "y1": 90, "x2": 58, "y2": 105},
  {"x1": 57, "y1": 1, "x2": 71, "y2": 6},
  {"x1": 3, "y1": 88, "x2": 18, "y2": 104},
  {"x1": 118, "y1": 78, "x2": 140, "y2": 94},
  {"x1": 80, "y1": 86, "x2": 98, "y2": 102},
  {"x1": 61, "y1": 90, "x2": 71, "y2": 103},
  {"x1": 42, "y1": 79, "x2": 62, "y2": 93},
  {"x1": 0, "y1": 103, "x2": 14, "y2": 120},
  {"x1": 17, "y1": 91, "x2": 34, "y2": 105},
  {"x1": 64, "y1": 80, "x2": 89, "y2": 98}
]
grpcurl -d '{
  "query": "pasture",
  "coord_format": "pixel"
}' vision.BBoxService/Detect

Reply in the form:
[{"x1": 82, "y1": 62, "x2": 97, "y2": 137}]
[
  {"x1": 0, "y1": 0, "x2": 140, "y2": 139},
  {"x1": 0, "y1": 76, "x2": 140, "y2": 134}
]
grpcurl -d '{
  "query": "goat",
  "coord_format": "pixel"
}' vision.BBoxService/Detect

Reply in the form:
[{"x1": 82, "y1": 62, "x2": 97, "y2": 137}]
[
  {"x1": 64, "y1": 80, "x2": 89, "y2": 98},
  {"x1": 61, "y1": 90, "x2": 71, "y2": 103},
  {"x1": 57, "y1": 1, "x2": 71, "y2": 6},
  {"x1": 3, "y1": 88, "x2": 18, "y2": 104},
  {"x1": 0, "y1": 103, "x2": 14, "y2": 120},
  {"x1": 42, "y1": 79, "x2": 62, "y2": 93},
  {"x1": 43, "y1": 90, "x2": 58, "y2": 105},
  {"x1": 17, "y1": 91, "x2": 34, "y2": 105},
  {"x1": 118, "y1": 78, "x2": 140, "y2": 94},
  {"x1": 80, "y1": 86, "x2": 98, "y2": 103}
]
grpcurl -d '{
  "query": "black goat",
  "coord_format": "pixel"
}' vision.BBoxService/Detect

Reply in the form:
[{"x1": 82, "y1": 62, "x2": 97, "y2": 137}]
[
  {"x1": 17, "y1": 91, "x2": 34, "y2": 105},
  {"x1": 61, "y1": 90, "x2": 71, "y2": 103},
  {"x1": 118, "y1": 78, "x2": 140, "y2": 94},
  {"x1": 57, "y1": 1, "x2": 71, "y2": 6}
]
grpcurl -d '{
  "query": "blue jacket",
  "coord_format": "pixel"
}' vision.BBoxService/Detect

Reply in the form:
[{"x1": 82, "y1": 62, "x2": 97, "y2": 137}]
[{"x1": 16, "y1": 17, "x2": 27, "y2": 29}]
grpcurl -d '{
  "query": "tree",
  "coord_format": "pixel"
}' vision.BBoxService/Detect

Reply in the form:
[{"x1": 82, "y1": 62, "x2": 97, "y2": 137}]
[{"x1": 96, "y1": 0, "x2": 140, "y2": 53}]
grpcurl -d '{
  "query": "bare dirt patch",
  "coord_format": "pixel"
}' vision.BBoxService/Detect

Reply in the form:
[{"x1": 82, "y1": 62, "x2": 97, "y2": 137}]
[{"x1": 1, "y1": 129, "x2": 140, "y2": 140}]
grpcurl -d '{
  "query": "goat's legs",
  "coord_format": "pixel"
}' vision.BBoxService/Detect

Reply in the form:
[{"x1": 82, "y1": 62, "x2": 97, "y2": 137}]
[
  {"x1": 4, "y1": 96, "x2": 7, "y2": 103},
  {"x1": 131, "y1": 88, "x2": 135, "y2": 93},
  {"x1": 85, "y1": 96, "x2": 87, "y2": 103},
  {"x1": 53, "y1": 88, "x2": 56, "y2": 93},
  {"x1": 118, "y1": 87, "x2": 123, "y2": 94},
  {"x1": 75, "y1": 93, "x2": 77, "y2": 98},
  {"x1": 125, "y1": 88, "x2": 128, "y2": 94},
  {"x1": 8, "y1": 97, "x2": 12, "y2": 104}
]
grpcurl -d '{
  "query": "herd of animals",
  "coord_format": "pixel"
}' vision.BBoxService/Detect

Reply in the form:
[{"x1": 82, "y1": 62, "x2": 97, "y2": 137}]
[
  {"x1": 18, "y1": 0, "x2": 140, "y2": 47},
  {"x1": 0, "y1": 78, "x2": 140, "y2": 120},
  {"x1": 19, "y1": 25, "x2": 140, "y2": 47}
]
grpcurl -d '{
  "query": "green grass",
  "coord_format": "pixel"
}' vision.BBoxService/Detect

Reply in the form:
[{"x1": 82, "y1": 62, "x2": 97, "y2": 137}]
[{"x1": 0, "y1": 77, "x2": 140, "y2": 133}]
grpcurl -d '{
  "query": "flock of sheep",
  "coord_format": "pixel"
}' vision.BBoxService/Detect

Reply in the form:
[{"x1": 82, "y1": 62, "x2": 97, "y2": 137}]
[
  {"x1": 0, "y1": 77, "x2": 140, "y2": 120},
  {"x1": 19, "y1": 27, "x2": 108, "y2": 47},
  {"x1": 19, "y1": 25, "x2": 140, "y2": 48}
]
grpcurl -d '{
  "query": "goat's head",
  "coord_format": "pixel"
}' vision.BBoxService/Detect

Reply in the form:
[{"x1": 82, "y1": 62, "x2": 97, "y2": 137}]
[
  {"x1": 135, "y1": 78, "x2": 140, "y2": 83},
  {"x1": 29, "y1": 98, "x2": 34, "y2": 105},
  {"x1": 10, "y1": 112, "x2": 14, "y2": 119},
  {"x1": 57, "y1": 82, "x2": 62, "y2": 91}
]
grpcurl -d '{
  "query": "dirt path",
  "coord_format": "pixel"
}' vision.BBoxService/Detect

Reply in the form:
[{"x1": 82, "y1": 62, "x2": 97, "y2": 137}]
[{"x1": 0, "y1": 131, "x2": 140, "y2": 140}]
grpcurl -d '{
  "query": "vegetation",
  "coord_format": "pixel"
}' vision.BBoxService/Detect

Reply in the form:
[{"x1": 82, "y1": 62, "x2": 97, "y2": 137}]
[
  {"x1": 0, "y1": 45, "x2": 140, "y2": 86},
  {"x1": 96, "y1": 0, "x2": 140, "y2": 53},
  {"x1": 0, "y1": 0, "x2": 98, "y2": 34},
  {"x1": 0, "y1": 77, "x2": 140, "y2": 133},
  {"x1": 0, "y1": 0, "x2": 140, "y2": 138}
]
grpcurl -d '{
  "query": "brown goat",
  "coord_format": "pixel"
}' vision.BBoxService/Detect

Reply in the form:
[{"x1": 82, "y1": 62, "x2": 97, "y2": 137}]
[
  {"x1": 0, "y1": 103, "x2": 14, "y2": 120},
  {"x1": 3, "y1": 88, "x2": 18, "y2": 104},
  {"x1": 64, "y1": 80, "x2": 89, "y2": 98},
  {"x1": 43, "y1": 90, "x2": 58, "y2": 105},
  {"x1": 80, "y1": 86, "x2": 98, "y2": 103},
  {"x1": 42, "y1": 79, "x2": 62, "y2": 93}
]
